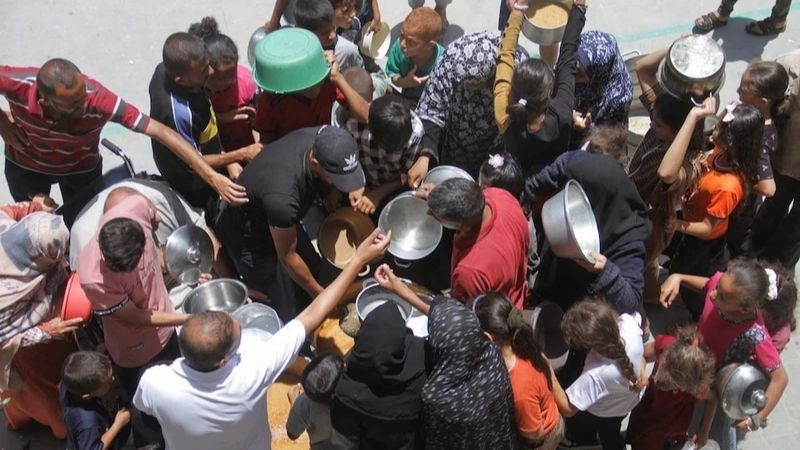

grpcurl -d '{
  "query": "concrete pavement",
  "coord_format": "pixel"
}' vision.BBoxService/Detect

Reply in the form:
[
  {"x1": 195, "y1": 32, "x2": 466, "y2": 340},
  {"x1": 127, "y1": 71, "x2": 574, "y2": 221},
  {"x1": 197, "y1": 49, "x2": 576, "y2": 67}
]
[{"x1": 1, "y1": 0, "x2": 798, "y2": 448}]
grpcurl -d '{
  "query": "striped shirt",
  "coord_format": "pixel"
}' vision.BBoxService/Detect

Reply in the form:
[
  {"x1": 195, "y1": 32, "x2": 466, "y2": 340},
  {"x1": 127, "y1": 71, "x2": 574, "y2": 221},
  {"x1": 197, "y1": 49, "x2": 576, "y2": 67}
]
[{"x1": 0, "y1": 65, "x2": 149, "y2": 175}]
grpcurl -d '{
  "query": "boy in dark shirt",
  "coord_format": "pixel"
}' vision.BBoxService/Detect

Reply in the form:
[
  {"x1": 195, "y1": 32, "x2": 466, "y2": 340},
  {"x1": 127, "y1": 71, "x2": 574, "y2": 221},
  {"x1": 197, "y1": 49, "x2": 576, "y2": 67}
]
[{"x1": 60, "y1": 351, "x2": 130, "y2": 450}]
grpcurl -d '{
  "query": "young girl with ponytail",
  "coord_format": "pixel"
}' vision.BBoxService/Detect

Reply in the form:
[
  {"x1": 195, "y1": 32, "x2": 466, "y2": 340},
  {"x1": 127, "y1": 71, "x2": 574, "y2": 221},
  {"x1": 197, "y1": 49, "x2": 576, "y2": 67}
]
[
  {"x1": 473, "y1": 292, "x2": 565, "y2": 449},
  {"x1": 660, "y1": 257, "x2": 789, "y2": 450},
  {"x1": 558, "y1": 300, "x2": 645, "y2": 450}
]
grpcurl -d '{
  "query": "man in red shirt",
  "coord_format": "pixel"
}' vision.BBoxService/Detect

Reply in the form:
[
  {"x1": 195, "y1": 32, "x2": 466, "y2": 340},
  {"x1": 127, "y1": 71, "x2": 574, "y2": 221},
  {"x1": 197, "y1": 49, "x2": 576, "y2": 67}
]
[
  {"x1": 0, "y1": 58, "x2": 246, "y2": 205},
  {"x1": 424, "y1": 178, "x2": 530, "y2": 308}
]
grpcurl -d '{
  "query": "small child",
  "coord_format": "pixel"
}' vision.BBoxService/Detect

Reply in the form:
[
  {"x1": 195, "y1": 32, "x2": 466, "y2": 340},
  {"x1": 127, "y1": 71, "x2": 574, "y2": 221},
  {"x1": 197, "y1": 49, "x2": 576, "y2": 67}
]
[
  {"x1": 760, "y1": 262, "x2": 797, "y2": 353},
  {"x1": 188, "y1": 17, "x2": 258, "y2": 180},
  {"x1": 295, "y1": 0, "x2": 389, "y2": 98},
  {"x1": 60, "y1": 351, "x2": 130, "y2": 450},
  {"x1": 386, "y1": 7, "x2": 444, "y2": 103},
  {"x1": 627, "y1": 325, "x2": 716, "y2": 450},
  {"x1": 559, "y1": 300, "x2": 646, "y2": 450},
  {"x1": 251, "y1": 27, "x2": 369, "y2": 144},
  {"x1": 286, "y1": 353, "x2": 352, "y2": 449},
  {"x1": 660, "y1": 258, "x2": 789, "y2": 450},
  {"x1": 582, "y1": 125, "x2": 629, "y2": 166},
  {"x1": 347, "y1": 94, "x2": 428, "y2": 215}
]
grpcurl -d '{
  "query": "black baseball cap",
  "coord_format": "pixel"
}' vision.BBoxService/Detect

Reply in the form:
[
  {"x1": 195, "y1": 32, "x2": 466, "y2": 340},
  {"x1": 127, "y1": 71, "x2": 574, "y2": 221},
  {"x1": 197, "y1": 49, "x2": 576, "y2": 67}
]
[{"x1": 314, "y1": 126, "x2": 365, "y2": 193}]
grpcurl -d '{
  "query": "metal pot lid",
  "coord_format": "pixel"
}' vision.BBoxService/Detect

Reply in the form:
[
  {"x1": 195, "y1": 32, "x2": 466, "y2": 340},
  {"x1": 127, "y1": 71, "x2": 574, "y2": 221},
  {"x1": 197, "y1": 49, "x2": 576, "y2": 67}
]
[
  {"x1": 165, "y1": 225, "x2": 213, "y2": 285},
  {"x1": 668, "y1": 35, "x2": 725, "y2": 79}
]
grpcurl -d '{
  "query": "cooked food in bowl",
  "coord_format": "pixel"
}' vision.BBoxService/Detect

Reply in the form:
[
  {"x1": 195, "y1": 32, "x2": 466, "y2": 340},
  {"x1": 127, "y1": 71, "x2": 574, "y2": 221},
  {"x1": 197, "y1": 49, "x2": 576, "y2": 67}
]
[{"x1": 527, "y1": 2, "x2": 569, "y2": 28}]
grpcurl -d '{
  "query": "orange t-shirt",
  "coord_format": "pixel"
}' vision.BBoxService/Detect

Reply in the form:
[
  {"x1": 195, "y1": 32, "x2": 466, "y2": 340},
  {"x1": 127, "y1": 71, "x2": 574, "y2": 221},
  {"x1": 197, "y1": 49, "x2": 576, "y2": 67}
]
[
  {"x1": 508, "y1": 357, "x2": 559, "y2": 435},
  {"x1": 683, "y1": 150, "x2": 745, "y2": 240}
]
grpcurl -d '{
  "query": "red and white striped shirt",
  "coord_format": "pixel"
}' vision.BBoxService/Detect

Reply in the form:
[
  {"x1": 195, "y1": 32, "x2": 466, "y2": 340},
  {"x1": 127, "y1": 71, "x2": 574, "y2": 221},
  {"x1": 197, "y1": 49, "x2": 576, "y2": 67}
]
[{"x1": 0, "y1": 65, "x2": 150, "y2": 175}]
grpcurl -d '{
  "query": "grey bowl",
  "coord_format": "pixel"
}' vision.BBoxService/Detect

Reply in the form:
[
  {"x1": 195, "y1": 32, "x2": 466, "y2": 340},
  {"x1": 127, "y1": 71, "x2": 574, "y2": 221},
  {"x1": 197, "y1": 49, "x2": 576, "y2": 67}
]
[
  {"x1": 183, "y1": 279, "x2": 248, "y2": 314},
  {"x1": 378, "y1": 192, "x2": 442, "y2": 261},
  {"x1": 231, "y1": 303, "x2": 283, "y2": 336}
]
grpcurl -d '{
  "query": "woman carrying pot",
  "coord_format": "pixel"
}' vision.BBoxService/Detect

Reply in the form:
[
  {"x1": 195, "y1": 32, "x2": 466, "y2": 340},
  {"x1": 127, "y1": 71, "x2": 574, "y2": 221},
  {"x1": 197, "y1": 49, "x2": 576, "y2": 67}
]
[{"x1": 412, "y1": 30, "x2": 528, "y2": 184}]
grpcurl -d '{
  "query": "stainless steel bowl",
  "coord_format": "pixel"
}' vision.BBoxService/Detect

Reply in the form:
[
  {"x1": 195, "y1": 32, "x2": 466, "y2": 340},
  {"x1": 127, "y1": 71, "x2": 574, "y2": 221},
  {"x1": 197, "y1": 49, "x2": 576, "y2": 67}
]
[
  {"x1": 164, "y1": 225, "x2": 213, "y2": 285},
  {"x1": 232, "y1": 303, "x2": 283, "y2": 336},
  {"x1": 658, "y1": 35, "x2": 726, "y2": 102},
  {"x1": 716, "y1": 362, "x2": 769, "y2": 420},
  {"x1": 355, "y1": 278, "x2": 414, "y2": 322},
  {"x1": 520, "y1": 1, "x2": 572, "y2": 46},
  {"x1": 247, "y1": 26, "x2": 269, "y2": 68},
  {"x1": 378, "y1": 192, "x2": 442, "y2": 261},
  {"x1": 528, "y1": 301, "x2": 569, "y2": 371},
  {"x1": 183, "y1": 279, "x2": 248, "y2": 314},
  {"x1": 422, "y1": 165, "x2": 474, "y2": 187},
  {"x1": 541, "y1": 180, "x2": 600, "y2": 263}
]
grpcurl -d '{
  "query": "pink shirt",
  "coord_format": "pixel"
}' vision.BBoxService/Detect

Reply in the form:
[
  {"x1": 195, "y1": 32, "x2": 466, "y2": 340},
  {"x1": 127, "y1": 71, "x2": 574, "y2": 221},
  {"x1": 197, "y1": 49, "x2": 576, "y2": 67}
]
[
  {"x1": 450, "y1": 188, "x2": 529, "y2": 308},
  {"x1": 78, "y1": 196, "x2": 175, "y2": 368},
  {"x1": 208, "y1": 64, "x2": 257, "y2": 151},
  {"x1": 698, "y1": 272, "x2": 782, "y2": 372}
]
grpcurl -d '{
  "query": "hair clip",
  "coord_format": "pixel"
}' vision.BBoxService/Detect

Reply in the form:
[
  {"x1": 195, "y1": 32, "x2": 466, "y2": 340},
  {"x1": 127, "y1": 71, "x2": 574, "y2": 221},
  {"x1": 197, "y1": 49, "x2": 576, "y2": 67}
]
[
  {"x1": 517, "y1": 98, "x2": 528, "y2": 107},
  {"x1": 487, "y1": 154, "x2": 505, "y2": 169},
  {"x1": 765, "y1": 268, "x2": 779, "y2": 301},
  {"x1": 580, "y1": 140, "x2": 591, "y2": 152},
  {"x1": 471, "y1": 294, "x2": 486, "y2": 314},
  {"x1": 721, "y1": 102, "x2": 738, "y2": 123}
]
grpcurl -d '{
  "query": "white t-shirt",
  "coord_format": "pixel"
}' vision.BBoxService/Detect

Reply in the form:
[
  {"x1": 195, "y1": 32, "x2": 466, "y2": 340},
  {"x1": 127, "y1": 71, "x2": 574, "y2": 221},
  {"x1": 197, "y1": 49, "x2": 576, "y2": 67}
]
[
  {"x1": 565, "y1": 313, "x2": 645, "y2": 418},
  {"x1": 133, "y1": 319, "x2": 306, "y2": 450}
]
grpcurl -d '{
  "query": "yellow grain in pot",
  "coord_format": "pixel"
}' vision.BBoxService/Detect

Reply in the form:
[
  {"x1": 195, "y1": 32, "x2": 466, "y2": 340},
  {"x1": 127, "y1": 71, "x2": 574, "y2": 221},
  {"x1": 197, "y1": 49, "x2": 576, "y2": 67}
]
[
  {"x1": 527, "y1": 2, "x2": 569, "y2": 28},
  {"x1": 320, "y1": 220, "x2": 357, "y2": 266}
]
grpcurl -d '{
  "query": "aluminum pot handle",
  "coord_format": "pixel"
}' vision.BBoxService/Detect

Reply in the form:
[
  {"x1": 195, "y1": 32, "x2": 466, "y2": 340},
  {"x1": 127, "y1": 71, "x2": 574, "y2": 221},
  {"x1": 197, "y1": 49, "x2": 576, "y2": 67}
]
[
  {"x1": 358, "y1": 264, "x2": 371, "y2": 278},
  {"x1": 362, "y1": 277, "x2": 379, "y2": 289}
]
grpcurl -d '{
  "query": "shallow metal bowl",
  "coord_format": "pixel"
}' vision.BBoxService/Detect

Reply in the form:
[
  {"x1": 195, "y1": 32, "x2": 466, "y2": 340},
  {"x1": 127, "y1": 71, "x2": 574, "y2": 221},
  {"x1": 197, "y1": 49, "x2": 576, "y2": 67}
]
[
  {"x1": 183, "y1": 279, "x2": 248, "y2": 314},
  {"x1": 378, "y1": 192, "x2": 442, "y2": 261},
  {"x1": 422, "y1": 165, "x2": 474, "y2": 187},
  {"x1": 232, "y1": 303, "x2": 283, "y2": 336},
  {"x1": 541, "y1": 180, "x2": 600, "y2": 263},
  {"x1": 247, "y1": 26, "x2": 268, "y2": 68},
  {"x1": 355, "y1": 278, "x2": 414, "y2": 322}
]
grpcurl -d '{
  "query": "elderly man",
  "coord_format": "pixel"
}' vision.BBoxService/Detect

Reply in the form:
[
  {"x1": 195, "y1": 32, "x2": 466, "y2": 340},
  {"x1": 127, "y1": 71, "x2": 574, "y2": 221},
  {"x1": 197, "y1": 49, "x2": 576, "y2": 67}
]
[
  {"x1": 70, "y1": 180, "x2": 232, "y2": 308},
  {"x1": 133, "y1": 229, "x2": 390, "y2": 450},
  {"x1": 77, "y1": 193, "x2": 190, "y2": 447},
  {"x1": 216, "y1": 125, "x2": 366, "y2": 321},
  {"x1": 0, "y1": 58, "x2": 245, "y2": 205},
  {"x1": 423, "y1": 178, "x2": 529, "y2": 308}
]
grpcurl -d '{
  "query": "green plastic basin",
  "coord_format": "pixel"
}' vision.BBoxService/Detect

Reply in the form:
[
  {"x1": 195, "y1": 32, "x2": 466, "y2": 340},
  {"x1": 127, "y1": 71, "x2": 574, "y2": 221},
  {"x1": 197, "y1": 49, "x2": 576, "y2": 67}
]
[{"x1": 252, "y1": 28, "x2": 331, "y2": 94}]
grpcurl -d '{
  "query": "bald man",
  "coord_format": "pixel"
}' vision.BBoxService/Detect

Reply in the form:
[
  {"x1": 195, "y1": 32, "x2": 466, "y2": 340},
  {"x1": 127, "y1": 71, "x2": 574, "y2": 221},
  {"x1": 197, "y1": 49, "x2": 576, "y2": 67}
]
[
  {"x1": 0, "y1": 58, "x2": 247, "y2": 206},
  {"x1": 134, "y1": 229, "x2": 391, "y2": 450}
]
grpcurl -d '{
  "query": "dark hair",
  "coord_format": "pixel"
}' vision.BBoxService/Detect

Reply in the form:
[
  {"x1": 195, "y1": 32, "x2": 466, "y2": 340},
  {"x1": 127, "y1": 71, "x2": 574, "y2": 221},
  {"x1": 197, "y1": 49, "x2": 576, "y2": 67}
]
[
  {"x1": 179, "y1": 311, "x2": 236, "y2": 372},
  {"x1": 302, "y1": 353, "x2": 344, "y2": 403},
  {"x1": 655, "y1": 325, "x2": 716, "y2": 395},
  {"x1": 62, "y1": 351, "x2": 112, "y2": 396},
  {"x1": 652, "y1": 92, "x2": 705, "y2": 156},
  {"x1": 343, "y1": 67, "x2": 374, "y2": 102},
  {"x1": 478, "y1": 152, "x2": 524, "y2": 198},
  {"x1": 188, "y1": 16, "x2": 238, "y2": 68},
  {"x1": 760, "y1": 261, "x2": 798, "y2": 332},
  {"x1": 716, "y1": 104, "x2": 764, "y2": 182},
  {"x1": 295, "y1": 0, "x2": 335, "y2": 31},
  {"x1": 329, "y1": 0, "x2": 355, "y2": 9},
  {"x1": 99, "y1": 218, "x2": 145, "y2": 273},
  {"x1": 744, "y1": 61, "x2": 792, "y2": 127},
  {"x1": 561, "y1": 300, "x2": 639, "y2": 388},
  {"x1": 368, "y1": 95, "x2": 412, "y2": 153},
  {"x1": 163, "y1": 32, "x2": 208, "y2": 76},
  {"x1": 37, "y1": 58, "x2": 81, "y2": 98},
  {"x1": 725, "y1": 257, "x2": 769, "y2": 310},
  {"x1": 507, "y1": 59, "x2": 555, "y2": 124},
  {"x1": 584, "y1": 125, "x2": 629, "y2": 164},
  {"x1": 473, "y1": 292, "x2": 552, "y2": 389},
  {"x1": 427, "y1": 178, "x2": 485, "y2": 223}
]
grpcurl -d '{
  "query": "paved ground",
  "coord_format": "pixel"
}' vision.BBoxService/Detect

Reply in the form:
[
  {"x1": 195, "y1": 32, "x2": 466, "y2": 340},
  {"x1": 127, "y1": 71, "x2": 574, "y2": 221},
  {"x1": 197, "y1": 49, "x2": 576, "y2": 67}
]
[{"x1": 1, "y1": 0, "x2": 798, "y2": 449}]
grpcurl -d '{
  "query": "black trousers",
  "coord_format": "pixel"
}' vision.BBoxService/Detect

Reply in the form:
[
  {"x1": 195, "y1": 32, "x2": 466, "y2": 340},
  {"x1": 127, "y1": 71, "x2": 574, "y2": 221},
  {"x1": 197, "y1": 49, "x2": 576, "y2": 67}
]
[
  {"x1": 668, "y1": 233, "x2": 729, "y2": 320},
  {"x1": 4, "y1": 159, "x2": 102, "y2": 204},
  {"x1": 751, "y1": 172, "x2": 800, "y2": 270},
  {"x1": 115, "y1": 331, "x2": 181, "y2": 449},
  {"x1": 565, "y1": 410, "x2": 626, "y2": 450}
]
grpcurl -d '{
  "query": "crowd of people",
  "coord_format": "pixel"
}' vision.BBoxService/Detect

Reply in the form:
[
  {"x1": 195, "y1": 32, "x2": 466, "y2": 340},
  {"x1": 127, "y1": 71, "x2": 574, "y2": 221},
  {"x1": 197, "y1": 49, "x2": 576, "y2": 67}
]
[{"x1": 0, "y1": 0, "x2": 797, "y2": 449}]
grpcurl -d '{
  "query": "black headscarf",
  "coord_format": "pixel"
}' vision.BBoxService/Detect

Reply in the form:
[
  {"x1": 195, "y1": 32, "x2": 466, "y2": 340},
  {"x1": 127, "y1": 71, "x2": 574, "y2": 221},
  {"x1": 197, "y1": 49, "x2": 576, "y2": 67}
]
[
  {"x1": 421, "y1": 297, "x2": 520, "y2": 449},
  {"x1": 334, "y1": 301, "x2": 427, "y2": 421}
]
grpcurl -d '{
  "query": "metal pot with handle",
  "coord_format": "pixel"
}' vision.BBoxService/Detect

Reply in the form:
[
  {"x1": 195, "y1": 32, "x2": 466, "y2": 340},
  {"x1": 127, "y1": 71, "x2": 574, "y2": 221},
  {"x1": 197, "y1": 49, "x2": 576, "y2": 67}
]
[
  {"x1": 658, "y1": 35, "x2": 726, "y2": 104},
  {"x1": 716, "y1": 362, "x2": 768, "y2": 420}
]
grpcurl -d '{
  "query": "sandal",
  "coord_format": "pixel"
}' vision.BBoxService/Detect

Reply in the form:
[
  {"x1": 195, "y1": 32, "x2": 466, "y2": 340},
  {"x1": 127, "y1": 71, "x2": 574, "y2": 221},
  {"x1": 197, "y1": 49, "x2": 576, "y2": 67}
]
[
  {"x1": 745, "y1": 17, "x2": 786, "y2": 36},
  {"x1": 694, "y1": 11, "x2": 729, "y2": 33}
]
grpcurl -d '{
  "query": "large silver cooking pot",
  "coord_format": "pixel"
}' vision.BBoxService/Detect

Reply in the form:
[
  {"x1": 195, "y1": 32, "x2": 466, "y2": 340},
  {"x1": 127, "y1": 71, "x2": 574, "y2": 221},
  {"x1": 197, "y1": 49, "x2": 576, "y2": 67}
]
[
  {"x1": 658, "y1": 35, "x2": 726, "y2": 103},
  {"x1": 183, "y1": 279, "x2": 248, "y2": 314},
  {"x1": 716, "y1": 362, "x2": 768, "y2": 420},
  {"x1": 541, "y1": 180, "x2": 600, "y2": 263},
  {"x1": 378, "y1": 191, "x2": 442, "y2": 261}
]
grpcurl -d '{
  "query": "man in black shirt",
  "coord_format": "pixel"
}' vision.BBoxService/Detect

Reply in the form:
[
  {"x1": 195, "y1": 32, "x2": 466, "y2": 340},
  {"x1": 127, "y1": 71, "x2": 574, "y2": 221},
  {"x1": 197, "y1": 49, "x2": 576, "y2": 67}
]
[
  {"x1": 216, "y1": 126, "x2": 366, "y2": 320},
  {"x1": 149, "y1": 32, "x2": 262, "y2": 210}
]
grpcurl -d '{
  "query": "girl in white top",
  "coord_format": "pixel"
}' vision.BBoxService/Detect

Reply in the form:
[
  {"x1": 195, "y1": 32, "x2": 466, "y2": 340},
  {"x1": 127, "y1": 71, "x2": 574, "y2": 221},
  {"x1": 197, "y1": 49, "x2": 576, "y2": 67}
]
[{"x1": 556, "y1": 300, "x2": 646, "y2": 450}]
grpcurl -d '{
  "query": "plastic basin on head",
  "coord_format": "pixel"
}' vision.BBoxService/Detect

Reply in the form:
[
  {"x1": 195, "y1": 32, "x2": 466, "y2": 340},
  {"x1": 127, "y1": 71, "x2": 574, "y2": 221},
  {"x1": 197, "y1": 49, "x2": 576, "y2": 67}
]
[
  {"x1": 252, "y1": 28, "x2": 331, "y2": 94},
  {"x1": 61, "y1": 272, "x2": 92, "y2": 324}
]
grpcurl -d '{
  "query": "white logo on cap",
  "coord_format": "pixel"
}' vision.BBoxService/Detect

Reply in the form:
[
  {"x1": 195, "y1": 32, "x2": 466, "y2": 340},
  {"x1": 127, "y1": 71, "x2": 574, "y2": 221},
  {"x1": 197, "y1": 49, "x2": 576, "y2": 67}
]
[{"x1": 344, "y1": 153, "x2": 358, "y2": 171}]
